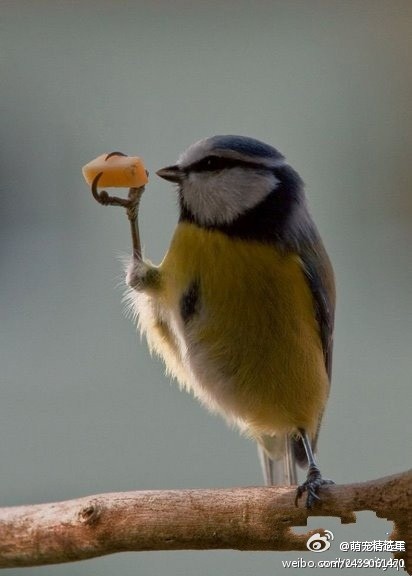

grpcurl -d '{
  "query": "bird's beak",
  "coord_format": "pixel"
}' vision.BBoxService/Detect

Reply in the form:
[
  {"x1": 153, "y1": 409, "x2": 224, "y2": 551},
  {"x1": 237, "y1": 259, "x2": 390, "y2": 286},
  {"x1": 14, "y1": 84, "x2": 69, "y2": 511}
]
[{"x1": 156, "y1": 164, "x2": 184, "y2": 184}]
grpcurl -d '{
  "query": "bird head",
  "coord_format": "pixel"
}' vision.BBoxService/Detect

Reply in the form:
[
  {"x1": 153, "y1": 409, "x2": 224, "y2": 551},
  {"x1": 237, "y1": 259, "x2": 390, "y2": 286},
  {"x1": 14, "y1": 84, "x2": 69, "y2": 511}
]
[{"x1": 156, "y1": 135, "x2": 306, "y2": 244}]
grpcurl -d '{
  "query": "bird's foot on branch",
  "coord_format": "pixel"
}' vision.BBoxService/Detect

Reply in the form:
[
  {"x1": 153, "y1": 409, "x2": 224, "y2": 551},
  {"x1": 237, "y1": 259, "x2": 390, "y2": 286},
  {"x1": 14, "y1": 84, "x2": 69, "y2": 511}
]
[{"x1": 295, "y1": 465, "x2": 334, "y2": 509}]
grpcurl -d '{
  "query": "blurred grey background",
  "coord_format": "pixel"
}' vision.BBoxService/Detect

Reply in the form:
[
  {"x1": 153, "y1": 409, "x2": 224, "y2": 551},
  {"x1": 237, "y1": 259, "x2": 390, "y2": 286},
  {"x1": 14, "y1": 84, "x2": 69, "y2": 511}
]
[{"x1": 1, "y1": 1, "x2": 411, "y2": 575}]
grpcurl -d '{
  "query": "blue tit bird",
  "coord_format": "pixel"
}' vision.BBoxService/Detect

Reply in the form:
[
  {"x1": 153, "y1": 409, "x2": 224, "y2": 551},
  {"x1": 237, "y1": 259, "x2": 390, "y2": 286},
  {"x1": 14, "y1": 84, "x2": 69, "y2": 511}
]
[{"x1": 124, "y1": 135, "x2": 335, "y2": 507}]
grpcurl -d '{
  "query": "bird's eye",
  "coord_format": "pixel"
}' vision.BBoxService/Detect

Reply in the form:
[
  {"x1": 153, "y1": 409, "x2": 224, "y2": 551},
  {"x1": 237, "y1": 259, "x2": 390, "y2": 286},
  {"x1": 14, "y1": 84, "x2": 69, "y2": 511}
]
[{"x1": 192, "y1": 156, "x2": 228, "y2": 172}]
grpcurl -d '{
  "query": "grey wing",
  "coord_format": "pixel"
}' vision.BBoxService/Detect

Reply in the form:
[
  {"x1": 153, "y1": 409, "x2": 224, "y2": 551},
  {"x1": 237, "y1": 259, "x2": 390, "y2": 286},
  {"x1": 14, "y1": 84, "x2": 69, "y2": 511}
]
[
  {"x1": 300, "y1": 237, "x2": 335, "y2": 381},
  {"x1": 293, "y1": 231, "x2": 336, "y2": 466},
  {"x1": 258, "y1": 227, "x2": 335, "y2": 476}
]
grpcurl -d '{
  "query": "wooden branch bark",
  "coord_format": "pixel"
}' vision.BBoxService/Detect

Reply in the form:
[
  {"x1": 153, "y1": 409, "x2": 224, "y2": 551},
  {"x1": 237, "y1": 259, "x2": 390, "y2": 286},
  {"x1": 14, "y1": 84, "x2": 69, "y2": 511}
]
[{"x1": 0, "y1": 470, "x2": 410, "y2": 572}]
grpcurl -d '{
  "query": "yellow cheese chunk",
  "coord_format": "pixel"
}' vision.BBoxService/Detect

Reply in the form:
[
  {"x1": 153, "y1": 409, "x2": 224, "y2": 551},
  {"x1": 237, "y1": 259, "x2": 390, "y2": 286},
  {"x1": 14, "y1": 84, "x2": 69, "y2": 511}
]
[{"x1": 82, "y1": 153, "x2": 148, "y2": 188}]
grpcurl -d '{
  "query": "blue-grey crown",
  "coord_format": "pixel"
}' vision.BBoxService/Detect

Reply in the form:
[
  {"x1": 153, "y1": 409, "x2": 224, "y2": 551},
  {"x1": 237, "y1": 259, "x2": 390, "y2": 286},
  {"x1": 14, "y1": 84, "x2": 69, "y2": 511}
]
[
  {"x1": 177, "y1": 134, "x2": 286, "y2": 170},
  {"x1": 208, "y1": 135, "x2": 284, "y2": 161}
]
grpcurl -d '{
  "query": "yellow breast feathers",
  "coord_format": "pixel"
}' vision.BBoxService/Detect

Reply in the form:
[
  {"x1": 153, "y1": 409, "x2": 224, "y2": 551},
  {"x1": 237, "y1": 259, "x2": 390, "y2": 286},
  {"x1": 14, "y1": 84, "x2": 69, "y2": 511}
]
[{"x1": 139, "y1": 221, "x2": 329, "y2": 440}]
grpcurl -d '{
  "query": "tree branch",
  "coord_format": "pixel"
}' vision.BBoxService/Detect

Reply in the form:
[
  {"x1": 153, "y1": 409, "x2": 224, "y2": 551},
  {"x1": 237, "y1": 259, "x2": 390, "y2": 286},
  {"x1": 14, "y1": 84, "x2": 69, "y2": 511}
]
[{"x1": 0, "y1": 470, "x2": 410, "y2": 572}]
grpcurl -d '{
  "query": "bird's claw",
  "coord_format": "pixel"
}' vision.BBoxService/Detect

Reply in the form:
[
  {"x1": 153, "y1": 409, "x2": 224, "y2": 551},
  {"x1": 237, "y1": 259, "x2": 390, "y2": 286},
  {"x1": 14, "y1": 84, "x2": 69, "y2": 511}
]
[
  {"x1": 295, "y1": 467, "x2": 334, "y2": 508},
  {"x1": 89, "y1": 151, "x2": 148, "y2": 217},
  {"x1": 91, "y1": 171, "x2": 144, "y2": 212}
]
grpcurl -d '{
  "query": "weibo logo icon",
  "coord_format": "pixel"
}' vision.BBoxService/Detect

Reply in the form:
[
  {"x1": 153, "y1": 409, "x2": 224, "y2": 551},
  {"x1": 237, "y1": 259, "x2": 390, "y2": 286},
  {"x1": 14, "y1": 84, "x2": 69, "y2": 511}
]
[{"x1": 306, "y1": 530, "x2": 334, "y2": 552}]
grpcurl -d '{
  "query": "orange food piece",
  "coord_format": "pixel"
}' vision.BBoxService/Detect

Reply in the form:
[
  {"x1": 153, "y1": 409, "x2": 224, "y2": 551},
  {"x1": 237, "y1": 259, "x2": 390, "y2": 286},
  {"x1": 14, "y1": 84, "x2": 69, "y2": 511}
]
[{"x1": 82, "y1": 153, "x2": 148, "y2": 188}]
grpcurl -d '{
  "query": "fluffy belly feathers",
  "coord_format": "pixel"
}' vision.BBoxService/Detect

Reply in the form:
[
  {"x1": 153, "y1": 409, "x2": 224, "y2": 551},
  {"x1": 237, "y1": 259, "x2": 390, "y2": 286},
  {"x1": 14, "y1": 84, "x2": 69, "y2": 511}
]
[{"x1": 129, "y1": 222, "x2": 329, "y2": 440}]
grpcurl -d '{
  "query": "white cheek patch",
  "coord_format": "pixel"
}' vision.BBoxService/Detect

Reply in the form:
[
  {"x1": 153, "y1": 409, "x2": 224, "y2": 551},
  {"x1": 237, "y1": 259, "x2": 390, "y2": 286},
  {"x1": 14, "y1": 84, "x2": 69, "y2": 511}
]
[{"x1": 183, "y1": 169, "x2": 279, "y2": 226}]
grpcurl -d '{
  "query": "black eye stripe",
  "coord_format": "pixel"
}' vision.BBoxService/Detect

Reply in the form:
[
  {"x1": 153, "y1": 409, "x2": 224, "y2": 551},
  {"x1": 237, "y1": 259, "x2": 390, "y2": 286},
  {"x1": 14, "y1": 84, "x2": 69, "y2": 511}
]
[{"x1": 186, "y1": 155, "x2": 273, "y2": 173}]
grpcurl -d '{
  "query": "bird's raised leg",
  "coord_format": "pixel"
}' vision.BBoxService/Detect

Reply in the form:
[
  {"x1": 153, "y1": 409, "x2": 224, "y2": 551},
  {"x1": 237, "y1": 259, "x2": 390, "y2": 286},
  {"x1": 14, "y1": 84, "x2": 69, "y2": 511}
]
[
  {"x1": 90, "y1": 156, "x2": 158, "y2": 291},
  {"x1": 91, "y1": 155, "x2": 145, "y2": 256}
]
